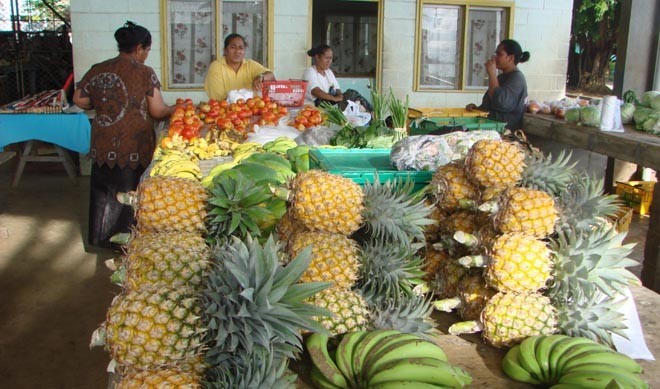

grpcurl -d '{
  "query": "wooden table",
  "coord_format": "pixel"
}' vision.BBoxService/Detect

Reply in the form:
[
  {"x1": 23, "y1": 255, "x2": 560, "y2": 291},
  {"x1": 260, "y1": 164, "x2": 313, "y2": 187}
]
[{"x1": 522, "y1": 114, "x2": 660, "y2": 293}]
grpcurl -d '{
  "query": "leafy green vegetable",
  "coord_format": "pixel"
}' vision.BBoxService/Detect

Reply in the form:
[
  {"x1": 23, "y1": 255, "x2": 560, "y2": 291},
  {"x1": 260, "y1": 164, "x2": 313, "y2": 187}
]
[{"x1": 620, "y1": 102, "x2": 635, "y2": 124}]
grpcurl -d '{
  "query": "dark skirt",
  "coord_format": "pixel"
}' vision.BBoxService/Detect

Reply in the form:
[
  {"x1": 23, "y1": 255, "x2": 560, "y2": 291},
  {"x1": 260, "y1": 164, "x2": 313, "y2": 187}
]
[{"x1": 88, "y1": 164, "x2": 145, "y2": 250}]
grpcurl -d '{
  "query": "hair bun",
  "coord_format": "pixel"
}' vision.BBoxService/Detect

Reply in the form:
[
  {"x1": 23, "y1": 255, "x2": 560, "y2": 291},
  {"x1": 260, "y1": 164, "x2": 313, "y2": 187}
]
[{"x1": 519, "y1": 51, "x2": 531, "y2": 63}]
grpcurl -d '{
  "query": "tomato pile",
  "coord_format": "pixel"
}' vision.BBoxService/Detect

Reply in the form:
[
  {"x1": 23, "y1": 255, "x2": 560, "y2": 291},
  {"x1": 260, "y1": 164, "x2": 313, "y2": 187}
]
[
  {"x1": 168, "y1": 99, "x2": 203, "y2": 141},
  {"x1": 292, "y1": 106, "x2": 324, "y2": 131}
]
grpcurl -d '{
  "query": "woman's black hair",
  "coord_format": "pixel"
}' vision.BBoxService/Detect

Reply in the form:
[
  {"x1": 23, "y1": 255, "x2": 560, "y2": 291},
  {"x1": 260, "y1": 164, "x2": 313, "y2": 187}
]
[
  {"x1": 224, "y1": 33, "x2": 247, "y2": 49},
  {"x1": 114, "y1": 21, "x2": 151, "y2": 53},
  {"x1": 499, "y1": 39, "x2": 530, "y2": 64},
  {"x1": 307, "y1": 44, "x2": 331, "y2": 58}
]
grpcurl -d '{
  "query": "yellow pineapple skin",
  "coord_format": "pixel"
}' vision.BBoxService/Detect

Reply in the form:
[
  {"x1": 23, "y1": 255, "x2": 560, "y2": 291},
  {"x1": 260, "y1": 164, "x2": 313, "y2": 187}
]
[
  {"x1": 291, "y1": 170, "x2": 364, "y2": 235},
  {"x1": 308, "y1": 287, "x2": 369, "y2": 335},
  {"x1": 422, "y1": 246, "x2": 449, "y2": 282},
  {"x1": 481, "y1": 291, "x2": 557, "y2": 348},
  {"x1": 136, "y1": 177, "x2": 208, "y2": 233},
  {"x1": 431, "y1": 162, "x2": 479, "y2": 211},
  {"x1": 485, "y1": 233, "x2": 552, "y2": 293},
  {"x1": 276, "y1": 208, "x2": 308, "y2": 250},
  {"x1": 117, "y1": 368, "x2": 201, "y2": 389},
  {"x1": 437, "y1": 257, "x2": 469, "y2": 299},
  {"x1": 105, "y1": 285, "x2": 205, "y2": 371},
  {"x1": 465, "y1": 139, "x2": 526, "y2": 188},
  {"x1": 458, "y1": 274, "x2": 496, "y2": 321},
  {"x1": 495, "y1": 187, "x2": 558, "y2": 238},
  {"x1": 288, "y1": 231, "x2": 360, "y2": 289},
  {"x1": 124, "y1": 232, "x2": 210, "y2": 291}
]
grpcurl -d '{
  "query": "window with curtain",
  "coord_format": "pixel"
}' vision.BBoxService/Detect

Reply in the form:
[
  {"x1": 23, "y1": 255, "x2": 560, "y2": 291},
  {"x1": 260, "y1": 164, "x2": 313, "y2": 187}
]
[
  {"x1": 325, "y1": 14, "x2": 377, "y2": 76},
  {"x1": 162, "y1": 0, "x2": 267, "y2": 90},
  {"x1": 416, "y1": 1, "x2": 511, "y2": 91}
]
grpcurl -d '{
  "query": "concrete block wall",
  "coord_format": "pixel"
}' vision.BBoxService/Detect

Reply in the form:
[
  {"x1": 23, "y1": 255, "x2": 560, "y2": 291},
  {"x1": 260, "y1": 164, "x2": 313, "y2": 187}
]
[{"x1": 70, "y1": 0, "x2": 572, "y2": 105}]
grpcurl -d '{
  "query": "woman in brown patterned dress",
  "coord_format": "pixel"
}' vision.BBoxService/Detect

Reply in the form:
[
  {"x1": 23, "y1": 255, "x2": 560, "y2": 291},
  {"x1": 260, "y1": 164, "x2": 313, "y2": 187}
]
[{"x1": 73, "y1": 21, "x2": 174, "y2": 250}]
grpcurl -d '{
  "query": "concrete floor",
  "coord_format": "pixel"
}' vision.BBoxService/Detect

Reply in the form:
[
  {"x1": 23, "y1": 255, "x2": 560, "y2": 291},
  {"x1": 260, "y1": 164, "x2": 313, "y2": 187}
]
[{"x1": 0, "y1": 151, "x2": 651, "y2": 388}]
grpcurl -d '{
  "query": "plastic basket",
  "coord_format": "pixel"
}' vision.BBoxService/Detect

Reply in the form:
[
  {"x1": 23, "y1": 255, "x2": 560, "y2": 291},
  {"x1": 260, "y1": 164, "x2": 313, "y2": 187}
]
[
  {"x1": 261, "y1": 80, "x2": 307, "y2": 107},
  {"x1": 409, "y1": 116, "x2": 507, "y2": 135},
  {"x1": 615, "y1": 181, "x2": 655, "y2": 215},
  {"x1": 409, "y1": 107, "x2": 488, "y2": 119},
  {"x1": 608, "y1": 206, "x2": 633, "y2": 232},
  {"x1": 309, "y1": 148, "x2": 433, "y2": 191}
]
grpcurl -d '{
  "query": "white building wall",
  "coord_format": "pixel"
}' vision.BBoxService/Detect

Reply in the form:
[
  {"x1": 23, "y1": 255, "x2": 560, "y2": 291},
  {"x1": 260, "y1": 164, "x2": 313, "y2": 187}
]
[{"x1": 70, "y1": 0, "x2": 572, "y2": 106}]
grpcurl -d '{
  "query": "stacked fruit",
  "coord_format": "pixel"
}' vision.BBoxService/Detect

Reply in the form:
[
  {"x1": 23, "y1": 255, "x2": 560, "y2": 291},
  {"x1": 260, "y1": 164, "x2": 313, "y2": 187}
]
[
  {"x1": 425, "y1": 139, "x2": 640, "y2": 350},
  {"x1": 291, "y1": 105, "x2": 325, "y2": 131},
  {"x1": 91, "y1": 176, "x2": 211, "y2": 386},
  {"x1": 503, "y1": 334, "x2": 647, "y2": 388},
  {"x1": 306, "y1": 329, "x2": 472, "y2": 388}
]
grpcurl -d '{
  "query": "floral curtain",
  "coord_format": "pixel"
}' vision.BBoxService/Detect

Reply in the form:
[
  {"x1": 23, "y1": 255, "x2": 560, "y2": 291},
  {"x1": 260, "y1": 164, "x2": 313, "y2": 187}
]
[
  {"x1": 167, "y1": 0, "x2": 214, "y2": 88},
  {"x1": 166, "y1": 0, "x2": 266, "y2": 89},
  {"x1": 325, "y1": 15, "x2": 377, "y2": 75},
  {"x1": 466, "y1": 8, "x2": 507, "y2": 88}
]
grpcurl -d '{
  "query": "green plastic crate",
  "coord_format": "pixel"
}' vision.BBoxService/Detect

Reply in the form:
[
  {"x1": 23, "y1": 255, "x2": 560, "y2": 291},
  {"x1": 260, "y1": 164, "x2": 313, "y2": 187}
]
[
  {"x1": 309, "y1": 148, "x2": 433, "y2": 191},
  {"x1": 409, "y1": 116, "x2": 506, "y2": 135}
]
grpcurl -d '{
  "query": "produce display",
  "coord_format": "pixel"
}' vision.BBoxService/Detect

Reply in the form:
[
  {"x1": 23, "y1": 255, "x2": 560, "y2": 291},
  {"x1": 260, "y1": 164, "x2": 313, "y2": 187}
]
[{"x1": 89, "y1": 95, "x2": 650, "y2": 388}]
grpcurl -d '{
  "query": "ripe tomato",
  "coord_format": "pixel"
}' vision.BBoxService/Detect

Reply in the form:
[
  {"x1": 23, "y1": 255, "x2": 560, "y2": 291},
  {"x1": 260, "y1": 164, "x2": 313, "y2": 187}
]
[{"x1": 181, "y1": 127, "x2": 196, "y2": 140}]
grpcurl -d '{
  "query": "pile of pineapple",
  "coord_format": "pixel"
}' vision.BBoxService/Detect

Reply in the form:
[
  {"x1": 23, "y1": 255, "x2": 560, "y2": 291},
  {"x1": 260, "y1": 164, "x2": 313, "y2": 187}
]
[{"x1": 424, "y1": 138, "x2": 640, "y2": 349}]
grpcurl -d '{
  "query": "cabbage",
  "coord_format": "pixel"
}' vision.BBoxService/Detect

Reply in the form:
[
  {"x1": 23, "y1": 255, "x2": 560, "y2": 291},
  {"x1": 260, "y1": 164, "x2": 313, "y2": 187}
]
[
  {"x1": 633, "y1": 107, "x2": 653, "y2": 129},
  {"x1": 620, "y1": 102, "x2": 636, "y2": 124},
  {"x1": 580, "y1": 106, "x2": 601, "y2": 127},
  {"x1": 565, "y1": 107, "x2": 581, "y2": 123},
  {"x1": 641, "y1": 90, "x2": 659, "y2": 107},
  {"x1": 642, "y1": 111, "x2": 660, "y2": 135},
  {"x1": 652, "y1": 95, "x2": 660, "y2": 111}
]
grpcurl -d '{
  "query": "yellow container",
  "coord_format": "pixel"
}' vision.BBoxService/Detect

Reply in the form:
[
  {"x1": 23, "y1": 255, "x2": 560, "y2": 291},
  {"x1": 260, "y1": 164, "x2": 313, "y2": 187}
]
[
  {"x1": 615, "y1": 181, "x2": 655, "y2": 215},
  {"x1": 409, "y1": 107, "x2": 488, "y2": 119}
]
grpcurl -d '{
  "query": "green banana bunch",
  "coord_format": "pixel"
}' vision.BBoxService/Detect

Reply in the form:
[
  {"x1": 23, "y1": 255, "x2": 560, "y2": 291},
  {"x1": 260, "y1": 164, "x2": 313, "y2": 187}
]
[
  {"x1": 232, "y1": 142, "x2": 264, "y2": 163},
  {"x1": 502, "y1": 334, "x2": 647, "y2": 388},
  {"x1": 305, "y1": 329, "x2": 471, "y2": 389},
  {"x1": 201, "y1": 160, "x2": 238, "y2": 189},
  {"x1": 263, "y1": 136, "x2": 298, "y2": 155}
]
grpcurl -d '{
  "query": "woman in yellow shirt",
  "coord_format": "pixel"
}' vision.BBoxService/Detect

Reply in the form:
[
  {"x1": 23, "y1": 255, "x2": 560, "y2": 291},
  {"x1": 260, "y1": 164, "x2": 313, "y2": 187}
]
[{"x1": 204, "y1": 34, "x2": 275, "y2": 101}]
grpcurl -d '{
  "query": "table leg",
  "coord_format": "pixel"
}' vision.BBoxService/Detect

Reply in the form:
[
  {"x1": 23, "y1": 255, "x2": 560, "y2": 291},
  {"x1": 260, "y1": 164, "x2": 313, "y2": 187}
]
[
  {"x1": 55, "y1": 145, "x2": 78, "y2": 182},
  {"x1": 605, "y1": 157, "x2": 615, "y2": 194},
  {"x1": 0, "y1": 151, "x2": 16, "y2": 165},
  {"x1": 641, "y1": 182, "x2": 660, "y2": 293},
  {"x1": 12, "y1": 140, "x2": 34, "y2": 188}
]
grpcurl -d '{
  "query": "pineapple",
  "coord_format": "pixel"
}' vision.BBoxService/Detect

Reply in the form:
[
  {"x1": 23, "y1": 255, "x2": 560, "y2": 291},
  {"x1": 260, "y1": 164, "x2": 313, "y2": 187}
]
[
  {"x1": 445, "y1": 209, "x2": 480, "y2": 236},
  {"x1": 431, "y1": 162, "x2": 479, "y2": 211},
  {"x1": 465, "y1": 139, "x2": 526, "y2": 188},
  {"x1": 457, "y1": 274, "x2": 496, "y2": 321},
  {"x1": 201, "y1": 236, "x2": 329, "y2": 385},
  {"x1": 122, "y1": 176, "x2": 208, "y2": 233},
  {"x1": 479, "y1": 291, "x2": 557, "y2": 348},
  {"x1": 289, "y1": 170, "x2": 364, "y2": 235},
  {"x1": 492, "y1": 187, "x2": 558, "y2": 238},
  {"x1": 370, "y1": 292, "x2": 439, "y2": 340},
  {"x1": 423, "y1": 202, "x2": 448, "y2": 243},
  {"x1": 520, "y1": 150, "x2": 576, "y2": 197},
  {"x1": 117, "y1": 368, "x2": 201, "y2": 388},
  {"x1": 354, "y1": 238, "x2": 424, "y2": 304},
  {"x1": 287, "y1": 171, "x2": 433, "y2": 245},
  {"x1": 481, "y1": 233, "x2": 552, "y2": 293},
  {"x1": 436, "y1": 257, "x2": 470, "y2": 299},
  {"x1": 103, "y1": 285, "x2": 206, "y2": 371},
  {"x1": 276, "y1": 208, "x2": 308, "y2": 249},
  {"x1": 555, "y1": 175, "x2": 621, "y2": 233},
  {"x1": 308, "y1": 287, "x2": 370, "y2": 335},
  {"x1": 422, "y1": 246, "x2": 450, "y2": 282},
  {"x1": 287, "y1": 231, "x2": 360, "y2": 289},
  {"x1": 119, "y1": 232, "x2": 210, "y2": 291}
]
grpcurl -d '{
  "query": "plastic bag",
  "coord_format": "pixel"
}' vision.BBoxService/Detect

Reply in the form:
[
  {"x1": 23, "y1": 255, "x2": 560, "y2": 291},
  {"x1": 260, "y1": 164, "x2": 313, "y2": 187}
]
[
  {"x1": 343, "y1": 100, "x2": 372, "y2": 126},
  {"x1": 247, "y1": 122, "x2": 301, "y2": 145},
  {"x1": 227, "y1": 89, "x2": 255, "y2": 104},
  {"x1": 295, "y1": 124, "x2": 341, "y2": 146}
]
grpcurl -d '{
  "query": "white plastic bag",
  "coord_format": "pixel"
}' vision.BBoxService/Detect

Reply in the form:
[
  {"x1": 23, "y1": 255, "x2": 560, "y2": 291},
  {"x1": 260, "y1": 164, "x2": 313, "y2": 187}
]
[
  {"x1": 599, "y1": 95, "x2": 624, "y2": 132},
  {"x1": 343, "y1": 100, "x2": 372, "y2": 126},
  {"x1": 227, "y1": 89, "x2": 255, "y2": 104}
]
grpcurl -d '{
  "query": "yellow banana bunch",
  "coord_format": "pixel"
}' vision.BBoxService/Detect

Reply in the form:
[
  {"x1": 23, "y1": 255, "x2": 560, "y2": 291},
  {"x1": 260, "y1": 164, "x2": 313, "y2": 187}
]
[
  {"x1": 186, "y1": 137, "x2": 232, "y2": 160},
  {"x1": 232, "y1": 142, "x2": 264, "y2": 163},
  {"x1": 150, "y1": 153, "x2": 201, "y2": 180}
]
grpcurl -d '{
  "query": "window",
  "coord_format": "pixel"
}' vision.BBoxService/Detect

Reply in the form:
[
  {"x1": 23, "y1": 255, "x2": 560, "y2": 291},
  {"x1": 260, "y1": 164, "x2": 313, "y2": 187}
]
[
  {"x1": 161, "y1": 0, "x2": 268, "y2": 90},
  {"x1": 416, "y1": 1, "x2": 512, "y2": 91}
]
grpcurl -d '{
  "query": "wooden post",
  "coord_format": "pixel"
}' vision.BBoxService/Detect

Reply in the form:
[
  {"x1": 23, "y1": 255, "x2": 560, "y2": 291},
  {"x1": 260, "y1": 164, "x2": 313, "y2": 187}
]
[{"x1": 642, "y1": 182, "x2": 660, "y2": 293}]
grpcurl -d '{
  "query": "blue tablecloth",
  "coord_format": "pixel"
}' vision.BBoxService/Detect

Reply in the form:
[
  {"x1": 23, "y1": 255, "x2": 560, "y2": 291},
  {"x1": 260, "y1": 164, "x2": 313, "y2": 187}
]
[{"x1": 0, "y1": 113, "x2": 91, "y2": 153}]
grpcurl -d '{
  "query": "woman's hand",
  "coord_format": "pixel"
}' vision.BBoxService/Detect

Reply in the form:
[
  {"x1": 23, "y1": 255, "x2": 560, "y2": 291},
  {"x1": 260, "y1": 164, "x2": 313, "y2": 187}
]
[
  {"x1": 253, "y1": 71, "x2": 275, "y2": 93},
  {"x1": 485, "y1": 57, "x2": 497, "y2": 78}
]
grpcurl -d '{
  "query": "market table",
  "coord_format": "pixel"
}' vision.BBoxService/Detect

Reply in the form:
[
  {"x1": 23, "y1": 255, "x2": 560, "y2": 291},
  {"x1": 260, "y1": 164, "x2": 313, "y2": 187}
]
[
  {"x1": 522, "y1": 113, "x2": 660, "y2": 293},
  {"x1": 0, "y1": 113, "x2": 91, "y2": 187}
]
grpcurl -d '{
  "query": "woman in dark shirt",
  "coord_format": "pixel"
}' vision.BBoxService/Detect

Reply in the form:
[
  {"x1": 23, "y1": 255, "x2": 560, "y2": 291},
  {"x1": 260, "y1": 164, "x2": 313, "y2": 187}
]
[
  {"x1": 73, "y1": 21, "x2": 174, "y2": 250},
  {"x1": 466, "y1": 39, "x2": 530, "y2": 130}
]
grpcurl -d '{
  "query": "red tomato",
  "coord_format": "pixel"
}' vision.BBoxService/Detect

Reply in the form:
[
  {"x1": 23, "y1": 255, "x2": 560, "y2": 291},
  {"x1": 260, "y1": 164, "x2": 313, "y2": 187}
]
[{"x1": 181, "y1": 127, "x2": 196, "y2": 140}]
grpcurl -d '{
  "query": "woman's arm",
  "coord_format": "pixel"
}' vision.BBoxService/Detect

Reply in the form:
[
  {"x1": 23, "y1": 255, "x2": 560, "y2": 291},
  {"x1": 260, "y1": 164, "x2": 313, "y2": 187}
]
[
  {"x1": 147, "y1": 88, "x2": 175, "y2": 119},
  {"x1": 485, "y1": 58, "x2": 499, "y2": 98},
  {"x1": 311, "y1": 87, "x2": 342, "y2": 103},
  {"x1": 73, "y1": 88, "x2": 93, "y2": 110},
  {"x1": 252, "y1": 70, "x2": 275, "y2": 92}
]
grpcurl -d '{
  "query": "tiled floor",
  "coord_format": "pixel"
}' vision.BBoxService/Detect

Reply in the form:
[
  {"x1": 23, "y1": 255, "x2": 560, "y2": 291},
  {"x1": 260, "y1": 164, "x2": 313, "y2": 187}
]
[{"x1": 0, "y1": 153, "x2": 652, "y2": 388}]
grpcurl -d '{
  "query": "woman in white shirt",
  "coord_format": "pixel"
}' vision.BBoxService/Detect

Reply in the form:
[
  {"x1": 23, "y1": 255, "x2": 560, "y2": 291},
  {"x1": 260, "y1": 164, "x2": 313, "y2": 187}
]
[{"x1": 302, "y1": 44, "x2": 344, "y2": 106}]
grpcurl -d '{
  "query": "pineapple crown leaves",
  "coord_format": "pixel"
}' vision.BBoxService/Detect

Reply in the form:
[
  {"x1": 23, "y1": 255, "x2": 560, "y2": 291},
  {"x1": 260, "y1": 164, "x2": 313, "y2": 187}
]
[
  {"x1": 206, "y1": 172, "x2": 286, "y2": 242},
  {"x1": 555, "y1": 289, "x2": 629, "y2": 348},
  {"x1": 361, "y1": 176, "x2": 434, "y2": 246},
  {"x1": 201, "y1": 235, "x2": 331, "y2": 368},
  {"x1": 355, "y1": 238, "x2": 426, "y2": 305},
  {"x1": 368, "y1": 291, "x2": 440, "y2": 341},
  {"x1": 548, "y1": 224, "x2": 640, "y2": 302},
  {"x1": 556, "y1": 174, "x2": 621, "y2": 232},
  {"x1": 521, "y1": 149, "x2": 578, "y2": 197},
  {"x1": 203, "y1": 347, "x2": 295, "y2": 389}
]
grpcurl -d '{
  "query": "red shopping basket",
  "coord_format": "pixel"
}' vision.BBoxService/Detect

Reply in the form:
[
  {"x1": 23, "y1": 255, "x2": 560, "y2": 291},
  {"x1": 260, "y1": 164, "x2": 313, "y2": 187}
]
[{"x1": 261, "y1": 80, "x2": 307, "y2": 107}]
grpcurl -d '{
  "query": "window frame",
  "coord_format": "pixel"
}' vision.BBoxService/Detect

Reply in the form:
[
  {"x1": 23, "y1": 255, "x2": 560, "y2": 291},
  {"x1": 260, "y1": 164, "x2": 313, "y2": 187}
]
[
  {"x1": 414, "y1": 0, "x2": 514, "y2": 93},
  {"x1": 159, "y1": 0, "x2": 271, "y2": 91}
]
